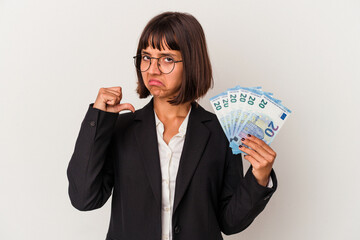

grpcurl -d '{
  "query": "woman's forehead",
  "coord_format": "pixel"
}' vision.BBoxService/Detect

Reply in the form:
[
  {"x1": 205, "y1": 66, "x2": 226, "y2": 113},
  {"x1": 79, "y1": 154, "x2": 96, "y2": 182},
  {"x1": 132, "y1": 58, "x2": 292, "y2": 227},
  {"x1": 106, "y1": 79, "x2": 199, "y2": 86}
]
[
  {"x1": 143, "y1": 33, "x2": 180, "y2": 50},
  {"x1": 142, "y1": 45, "x2": 181, "y2": 56}
]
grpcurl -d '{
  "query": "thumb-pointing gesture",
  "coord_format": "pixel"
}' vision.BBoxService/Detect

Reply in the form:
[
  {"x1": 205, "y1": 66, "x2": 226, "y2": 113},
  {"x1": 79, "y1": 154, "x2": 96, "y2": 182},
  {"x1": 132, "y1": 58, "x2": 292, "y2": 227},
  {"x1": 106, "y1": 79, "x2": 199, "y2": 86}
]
[{"x1": 93, "y1": 87, "x2": 135, "y2": 113}]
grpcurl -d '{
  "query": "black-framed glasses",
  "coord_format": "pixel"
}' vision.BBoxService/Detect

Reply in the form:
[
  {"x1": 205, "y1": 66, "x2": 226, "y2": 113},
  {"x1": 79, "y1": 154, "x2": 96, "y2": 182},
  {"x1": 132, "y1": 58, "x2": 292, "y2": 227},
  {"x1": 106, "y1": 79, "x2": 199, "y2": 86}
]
[{"x1": 133, "y1": 55, "x2": 183, "y2": 74}]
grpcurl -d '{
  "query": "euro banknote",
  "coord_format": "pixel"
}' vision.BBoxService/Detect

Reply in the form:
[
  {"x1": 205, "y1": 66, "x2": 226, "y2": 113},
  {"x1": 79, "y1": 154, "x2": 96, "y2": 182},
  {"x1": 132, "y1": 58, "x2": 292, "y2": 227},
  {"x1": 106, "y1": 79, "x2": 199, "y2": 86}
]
[{"x1": 210, "y1": 86, "x2": 291, "y2": 154}]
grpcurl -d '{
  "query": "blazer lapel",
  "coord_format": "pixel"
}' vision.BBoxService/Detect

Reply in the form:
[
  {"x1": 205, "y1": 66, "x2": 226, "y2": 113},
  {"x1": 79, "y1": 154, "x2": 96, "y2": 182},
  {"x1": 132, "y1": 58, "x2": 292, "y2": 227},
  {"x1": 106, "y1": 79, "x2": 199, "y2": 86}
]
[
  {"x1": 134, "y1": 98, "x2": 162, "y2": 211},
  {"x1": 173, "y1": 102, "x2": 211, "y2": 214}
]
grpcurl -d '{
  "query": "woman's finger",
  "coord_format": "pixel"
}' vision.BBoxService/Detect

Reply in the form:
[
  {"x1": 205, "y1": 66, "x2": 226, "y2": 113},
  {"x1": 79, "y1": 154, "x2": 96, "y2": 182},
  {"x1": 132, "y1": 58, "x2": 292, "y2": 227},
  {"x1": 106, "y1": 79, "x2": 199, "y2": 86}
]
[
  {"x1": 101, "y1": 92, "x2": 121, "y2": 105},
  {"x1": 247, "y1": 134, "x2": 276, "y2": 157},
  {"x1": 106, "y1": 89, "x2": 122, "y2": 97},
  {"x1": 107, "y1": 86, "x2": 122, "y2": 93},
  {"x1": 239, "y1": 143, "x2": 267, "y2": 165},
  {"x1": 107, "y1": 103, "x2": 135, "y2": 113},
  {"x1": 240, "y1": 149, "x2": 260, "y2": 169},
  {"x1": 241, "y1": 137, "x2": 274, "y2": 163},
  {"x1": 94, "y1": 86, "x2": 131, "y2": 113},
  {"x1": 117, "y1": 103, "x2": 135, "y2": 113}
]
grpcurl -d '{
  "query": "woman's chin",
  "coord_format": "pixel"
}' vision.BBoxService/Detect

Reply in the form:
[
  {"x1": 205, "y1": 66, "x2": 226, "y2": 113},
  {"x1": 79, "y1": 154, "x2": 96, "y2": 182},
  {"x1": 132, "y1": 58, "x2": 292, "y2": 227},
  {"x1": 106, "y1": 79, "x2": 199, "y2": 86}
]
[
  {"x1": 148, "y1": 87, "x2": 178, "y2": 100},
  {"x1": 150, "y1": 89, "x2": 163, "y2": 97}
]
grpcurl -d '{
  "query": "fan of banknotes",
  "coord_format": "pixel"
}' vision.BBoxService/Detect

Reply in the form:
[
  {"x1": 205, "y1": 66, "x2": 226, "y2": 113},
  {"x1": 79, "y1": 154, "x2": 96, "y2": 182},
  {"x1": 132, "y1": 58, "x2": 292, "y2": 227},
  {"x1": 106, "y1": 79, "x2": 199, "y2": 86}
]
[{"x1": 210, "y1": 86, "x2": 292, "y2": 154}]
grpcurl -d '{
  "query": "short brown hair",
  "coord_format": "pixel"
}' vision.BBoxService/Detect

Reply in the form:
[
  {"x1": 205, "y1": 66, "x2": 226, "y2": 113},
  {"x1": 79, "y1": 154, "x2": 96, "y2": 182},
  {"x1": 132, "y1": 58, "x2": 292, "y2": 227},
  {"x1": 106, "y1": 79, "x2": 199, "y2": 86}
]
[{"x1": 135, "y1": 11, "x2": 213, "y2": 105}]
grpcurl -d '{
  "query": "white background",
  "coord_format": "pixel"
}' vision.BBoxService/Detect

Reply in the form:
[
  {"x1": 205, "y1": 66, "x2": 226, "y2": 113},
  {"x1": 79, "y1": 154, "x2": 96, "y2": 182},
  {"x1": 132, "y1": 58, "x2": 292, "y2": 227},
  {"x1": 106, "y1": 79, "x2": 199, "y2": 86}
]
[{"x1": 1, "y1": 0, "x2": 359, "y2": 239}]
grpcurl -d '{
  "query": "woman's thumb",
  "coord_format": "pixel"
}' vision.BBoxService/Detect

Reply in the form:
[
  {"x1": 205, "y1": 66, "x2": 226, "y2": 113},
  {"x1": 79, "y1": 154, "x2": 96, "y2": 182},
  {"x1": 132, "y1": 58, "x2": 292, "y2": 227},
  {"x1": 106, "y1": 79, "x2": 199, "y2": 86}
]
[{"x1": 115, "y1": 103, "x2": 135, "y2": 113}]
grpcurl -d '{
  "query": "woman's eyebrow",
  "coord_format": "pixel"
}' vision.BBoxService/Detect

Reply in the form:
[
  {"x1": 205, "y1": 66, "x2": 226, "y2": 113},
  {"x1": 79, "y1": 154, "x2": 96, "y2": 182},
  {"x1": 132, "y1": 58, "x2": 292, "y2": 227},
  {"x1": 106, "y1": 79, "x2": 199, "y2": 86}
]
[
  {"x1": 159, "y1": 53, "x2": 177, "y2": 57},
  {"x1": 141, "y1": 50, "x2": 178, "y2": 58}
]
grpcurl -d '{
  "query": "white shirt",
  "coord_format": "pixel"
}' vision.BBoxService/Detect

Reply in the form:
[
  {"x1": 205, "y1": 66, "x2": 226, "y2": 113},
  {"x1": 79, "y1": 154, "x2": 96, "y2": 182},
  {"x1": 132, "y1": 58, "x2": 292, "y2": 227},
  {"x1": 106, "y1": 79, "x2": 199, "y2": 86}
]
[
  {"x1": 154, "y1": 107, "x2": 272, "y2": 240},
  {"x1": 154, "y1": 107, "x2": 191, "y2": 240}
]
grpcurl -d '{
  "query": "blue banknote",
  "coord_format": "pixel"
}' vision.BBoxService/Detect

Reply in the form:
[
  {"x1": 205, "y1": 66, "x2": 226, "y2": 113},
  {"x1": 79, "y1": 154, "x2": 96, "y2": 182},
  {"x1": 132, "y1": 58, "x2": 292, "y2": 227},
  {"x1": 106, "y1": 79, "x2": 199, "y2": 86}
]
[{"x1": 210, "y1": 86, "x2": 292, "y2": 154}]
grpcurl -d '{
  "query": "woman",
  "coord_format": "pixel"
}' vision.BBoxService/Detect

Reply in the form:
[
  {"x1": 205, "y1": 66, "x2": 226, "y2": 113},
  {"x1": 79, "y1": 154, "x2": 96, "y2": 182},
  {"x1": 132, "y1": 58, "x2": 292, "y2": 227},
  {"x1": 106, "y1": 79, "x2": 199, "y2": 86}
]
[{"x1": 67, "y1": 11, "x2": 277, "y2": 240}]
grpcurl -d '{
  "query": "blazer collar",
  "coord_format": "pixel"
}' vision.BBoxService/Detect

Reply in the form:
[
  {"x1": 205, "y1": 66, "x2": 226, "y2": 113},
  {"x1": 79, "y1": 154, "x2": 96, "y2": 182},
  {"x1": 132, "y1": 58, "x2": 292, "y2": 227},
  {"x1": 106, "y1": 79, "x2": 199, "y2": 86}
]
[{"x1": 133, "y1": 98, "x2": 212, "y2": 214}]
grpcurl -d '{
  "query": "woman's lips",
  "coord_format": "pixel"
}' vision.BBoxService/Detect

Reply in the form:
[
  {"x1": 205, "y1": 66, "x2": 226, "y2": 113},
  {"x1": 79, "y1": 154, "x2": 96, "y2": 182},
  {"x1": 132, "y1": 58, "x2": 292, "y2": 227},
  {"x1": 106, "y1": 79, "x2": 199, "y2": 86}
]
[{"x1": 149, "y1": 79, "x2": 164, "y2": 86}]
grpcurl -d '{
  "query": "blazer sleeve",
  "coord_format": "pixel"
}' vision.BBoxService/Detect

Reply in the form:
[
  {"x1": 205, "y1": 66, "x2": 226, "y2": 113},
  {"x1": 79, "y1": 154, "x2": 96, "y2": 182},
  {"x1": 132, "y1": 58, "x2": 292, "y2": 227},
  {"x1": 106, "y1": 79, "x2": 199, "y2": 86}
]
[
  {"x1": 218, "y1": 147, "x2": 278, "y2": 235},
  {"x1": 67, "y1": 103, "x2": 119, "y2": 211}
]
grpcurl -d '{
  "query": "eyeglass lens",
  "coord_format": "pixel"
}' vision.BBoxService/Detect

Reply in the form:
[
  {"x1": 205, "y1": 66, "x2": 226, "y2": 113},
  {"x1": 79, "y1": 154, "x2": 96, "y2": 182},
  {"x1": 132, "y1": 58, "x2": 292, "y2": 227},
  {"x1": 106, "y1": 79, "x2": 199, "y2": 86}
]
[{"x1": 134, "y1": 55, "x2": 176, "y2": 74}]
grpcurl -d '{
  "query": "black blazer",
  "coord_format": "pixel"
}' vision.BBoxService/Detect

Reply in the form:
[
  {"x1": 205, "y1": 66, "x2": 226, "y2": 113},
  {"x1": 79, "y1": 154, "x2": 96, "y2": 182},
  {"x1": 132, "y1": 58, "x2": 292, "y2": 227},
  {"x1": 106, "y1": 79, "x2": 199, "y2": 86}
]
[{"x1": 67, "y1": 99, "x2": 277, "y2": 240}]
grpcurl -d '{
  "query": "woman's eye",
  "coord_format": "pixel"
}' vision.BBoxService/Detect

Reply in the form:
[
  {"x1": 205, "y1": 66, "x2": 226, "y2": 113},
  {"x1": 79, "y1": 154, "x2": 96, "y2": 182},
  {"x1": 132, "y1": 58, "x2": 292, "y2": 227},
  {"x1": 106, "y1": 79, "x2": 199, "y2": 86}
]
[
  {"x1": 163, "y1": 57, "x2": 174, "y2": 63},
  {"x1": 142, "y1": 55, "x2": 151, "y2": 61}
]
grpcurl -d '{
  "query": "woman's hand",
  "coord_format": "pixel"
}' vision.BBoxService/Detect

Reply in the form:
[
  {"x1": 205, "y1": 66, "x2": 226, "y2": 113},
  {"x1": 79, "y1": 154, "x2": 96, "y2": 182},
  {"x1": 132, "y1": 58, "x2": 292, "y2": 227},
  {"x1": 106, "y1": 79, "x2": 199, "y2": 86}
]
[
  {"x1": 239, "y1": 134, "x2": 276, "y2": 187},
  {"x1": 93, "y1": 87, "x2": 135, "y2": 113}
]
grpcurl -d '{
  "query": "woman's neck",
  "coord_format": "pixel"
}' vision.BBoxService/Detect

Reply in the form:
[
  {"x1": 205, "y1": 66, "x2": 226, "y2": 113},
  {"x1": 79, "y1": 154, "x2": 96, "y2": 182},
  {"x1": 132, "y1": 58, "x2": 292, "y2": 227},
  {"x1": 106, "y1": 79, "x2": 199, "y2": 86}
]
[{"x1": 153, "y1": 97, "x2": 191, "y2": 120}]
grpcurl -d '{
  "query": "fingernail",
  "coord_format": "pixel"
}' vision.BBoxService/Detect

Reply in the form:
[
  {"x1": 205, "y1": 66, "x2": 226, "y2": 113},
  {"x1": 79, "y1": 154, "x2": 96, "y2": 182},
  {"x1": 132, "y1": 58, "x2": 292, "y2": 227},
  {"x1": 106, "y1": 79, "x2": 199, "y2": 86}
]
[
  {"x1": 247, "y1": 134, "x2": 252, "y2": 137},
  {"x1": 239, "y1": 145, "x2": 243, "y2": 148},
  {"x1": 241, "y1": 138, "x2": 245, "y2": 141}
]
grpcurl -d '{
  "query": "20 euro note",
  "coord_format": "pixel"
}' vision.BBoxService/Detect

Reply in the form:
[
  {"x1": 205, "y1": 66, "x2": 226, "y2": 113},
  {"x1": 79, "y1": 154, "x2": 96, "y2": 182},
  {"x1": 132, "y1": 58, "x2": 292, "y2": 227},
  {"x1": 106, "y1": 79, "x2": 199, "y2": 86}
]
[
  {"x1": 227, "y1": 86, "x2": 263, "y2": 143},
  {"x1": 210, "y1": 92, "x2": 232, "y2": 139},
  {"x1": 227, "y1": 87, "x2": 269, "y2": 154},
  {"x1": 212, "y1": 86, "x2": 268, "y2": 154},
  {"x1": 211, "y1": 86, "x2": 292, "y2": 155},
  {"x1": 235, "y1": 94, "x2": 291, "y2": 152},
  {"x1": 233, "y1": 87, "x2": 265, "y2": 139}
]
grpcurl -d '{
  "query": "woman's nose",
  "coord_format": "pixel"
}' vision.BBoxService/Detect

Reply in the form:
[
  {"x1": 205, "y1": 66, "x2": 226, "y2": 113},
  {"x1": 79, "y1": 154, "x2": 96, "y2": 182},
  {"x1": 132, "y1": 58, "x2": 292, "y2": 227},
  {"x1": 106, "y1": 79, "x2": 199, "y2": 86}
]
[{"x1": 148, "y1": 59, "x2": 161, "y2": 74}]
